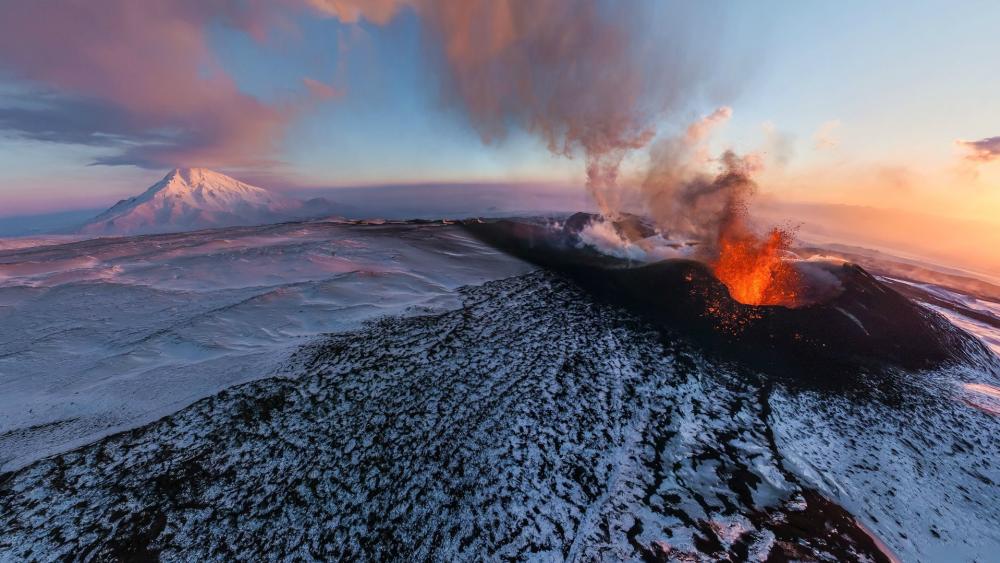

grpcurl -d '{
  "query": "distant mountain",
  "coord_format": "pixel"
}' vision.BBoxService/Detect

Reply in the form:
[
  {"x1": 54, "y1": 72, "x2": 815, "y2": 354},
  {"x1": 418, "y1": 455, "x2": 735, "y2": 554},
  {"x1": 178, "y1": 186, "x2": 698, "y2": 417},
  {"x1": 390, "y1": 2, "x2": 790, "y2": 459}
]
[{"x1": 79, "y1": 168, "x2": 335, "y2": 235}]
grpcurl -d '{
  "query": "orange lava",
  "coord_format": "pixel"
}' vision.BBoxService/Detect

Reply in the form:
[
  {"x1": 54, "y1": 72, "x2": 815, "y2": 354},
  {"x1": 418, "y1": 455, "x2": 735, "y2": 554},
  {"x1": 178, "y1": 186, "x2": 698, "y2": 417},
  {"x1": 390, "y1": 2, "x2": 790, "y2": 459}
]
[{"x1": 712, "y1": 226, "x2": 802, "y2": 307}]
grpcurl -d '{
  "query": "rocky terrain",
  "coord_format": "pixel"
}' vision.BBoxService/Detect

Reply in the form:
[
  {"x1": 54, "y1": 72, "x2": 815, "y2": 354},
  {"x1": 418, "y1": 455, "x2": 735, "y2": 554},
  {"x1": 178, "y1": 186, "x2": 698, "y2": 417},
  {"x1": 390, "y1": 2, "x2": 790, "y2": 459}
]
[{"x1": 4, "y1": 269, "x2": 998, "y2": 561}]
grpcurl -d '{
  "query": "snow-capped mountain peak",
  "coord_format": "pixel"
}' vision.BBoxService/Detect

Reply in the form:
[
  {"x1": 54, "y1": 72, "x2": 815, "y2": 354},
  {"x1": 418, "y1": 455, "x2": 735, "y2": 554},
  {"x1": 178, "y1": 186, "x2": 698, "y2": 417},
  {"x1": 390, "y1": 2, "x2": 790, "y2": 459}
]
[
  {"x1": 79, "y1": 168, "x2": 330, "y2": 236},
  {"x1": 143, "y1": 168, "x2": 285, "y2": 208}
]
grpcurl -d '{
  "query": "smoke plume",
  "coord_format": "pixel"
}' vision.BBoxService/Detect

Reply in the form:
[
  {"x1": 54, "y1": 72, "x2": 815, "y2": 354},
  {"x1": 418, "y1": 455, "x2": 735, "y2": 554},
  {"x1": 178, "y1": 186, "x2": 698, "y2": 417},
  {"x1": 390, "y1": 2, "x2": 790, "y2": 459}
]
[
  {"x1": 639, "y1": 107, "x2": 747, "y2": 244},
  {"x1": 419, "y1": 0, "x2": 662, "y2": 219},
  {"x1": 315, "y1": 0, "x2": 706, "y2": 217}
]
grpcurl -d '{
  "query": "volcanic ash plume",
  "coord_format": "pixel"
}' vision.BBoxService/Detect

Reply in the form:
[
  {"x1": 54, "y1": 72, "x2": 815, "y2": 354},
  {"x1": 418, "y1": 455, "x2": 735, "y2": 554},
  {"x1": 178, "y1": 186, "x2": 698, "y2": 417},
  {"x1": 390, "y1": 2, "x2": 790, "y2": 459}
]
[
  {"x1": 315, "y1": 0, "x2": 700, "y2": 218},
  {"x1": 402, "y1": 3, "x2": 807, "y2": 307},
  {"x1": 641, "y1": 106, "x2": 740, "y2": 241},
  {"x1": 415, "y1": 0, "x2": 666, "y2": 219},
  {"x1": 321, "y1": 3, "x2": 812, "y2": 306}
]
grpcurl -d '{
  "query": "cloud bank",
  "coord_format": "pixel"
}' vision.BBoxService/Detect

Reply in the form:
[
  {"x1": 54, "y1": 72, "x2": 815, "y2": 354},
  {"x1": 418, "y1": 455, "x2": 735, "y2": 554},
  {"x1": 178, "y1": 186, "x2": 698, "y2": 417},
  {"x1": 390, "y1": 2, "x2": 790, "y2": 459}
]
[{"x1": 0, "y1": 0, "x2": 324, "y2": 169}]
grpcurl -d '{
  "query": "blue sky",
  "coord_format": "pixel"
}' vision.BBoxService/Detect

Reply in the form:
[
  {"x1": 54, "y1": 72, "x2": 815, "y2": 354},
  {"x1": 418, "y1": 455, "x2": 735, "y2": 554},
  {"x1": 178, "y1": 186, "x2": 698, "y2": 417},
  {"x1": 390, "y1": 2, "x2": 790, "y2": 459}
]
[{"x1": 0, "y1": 0, "x2": 998, "y2": 220}]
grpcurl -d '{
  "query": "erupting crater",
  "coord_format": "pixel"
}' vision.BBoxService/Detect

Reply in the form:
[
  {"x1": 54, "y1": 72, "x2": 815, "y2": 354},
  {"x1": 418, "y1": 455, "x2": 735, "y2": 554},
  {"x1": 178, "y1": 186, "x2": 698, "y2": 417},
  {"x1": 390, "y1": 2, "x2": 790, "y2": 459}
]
[{"x1": 463, "y1": 215, "x2": 996, "y2": 382}]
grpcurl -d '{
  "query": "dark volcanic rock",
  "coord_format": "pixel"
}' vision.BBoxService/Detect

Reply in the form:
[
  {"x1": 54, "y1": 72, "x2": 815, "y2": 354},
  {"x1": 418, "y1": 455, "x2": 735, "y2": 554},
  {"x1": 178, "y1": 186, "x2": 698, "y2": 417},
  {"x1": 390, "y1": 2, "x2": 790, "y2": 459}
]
[{"x1": 0, "y1": 272, "x2": 899, "y2": 562}]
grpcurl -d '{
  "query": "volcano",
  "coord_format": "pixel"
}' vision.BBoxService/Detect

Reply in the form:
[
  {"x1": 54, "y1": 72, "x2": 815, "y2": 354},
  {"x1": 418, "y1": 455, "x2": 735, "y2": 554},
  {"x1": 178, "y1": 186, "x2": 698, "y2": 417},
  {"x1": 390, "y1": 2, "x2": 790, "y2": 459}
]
[
  {"x1": 463, "y1": 216, "x2": 998, "y2": 382},
  {"x1": 78, "y1": 168, "x2": 336, "y2": 236}
]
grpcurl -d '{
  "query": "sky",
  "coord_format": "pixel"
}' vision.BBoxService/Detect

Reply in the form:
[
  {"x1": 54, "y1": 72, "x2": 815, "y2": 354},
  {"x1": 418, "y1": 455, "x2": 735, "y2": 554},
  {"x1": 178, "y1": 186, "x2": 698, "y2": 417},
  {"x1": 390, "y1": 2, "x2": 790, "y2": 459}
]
[{"x1": 0, "y1": 0, "x2": 998, "y2": 226}]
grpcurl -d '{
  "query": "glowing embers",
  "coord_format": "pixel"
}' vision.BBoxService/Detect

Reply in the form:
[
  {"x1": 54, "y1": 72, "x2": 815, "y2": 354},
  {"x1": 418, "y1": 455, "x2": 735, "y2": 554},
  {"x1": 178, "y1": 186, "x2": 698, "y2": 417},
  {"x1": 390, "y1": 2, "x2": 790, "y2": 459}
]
[{"x1": 712, "y1": 225, "x2": 802, "y2": 307}]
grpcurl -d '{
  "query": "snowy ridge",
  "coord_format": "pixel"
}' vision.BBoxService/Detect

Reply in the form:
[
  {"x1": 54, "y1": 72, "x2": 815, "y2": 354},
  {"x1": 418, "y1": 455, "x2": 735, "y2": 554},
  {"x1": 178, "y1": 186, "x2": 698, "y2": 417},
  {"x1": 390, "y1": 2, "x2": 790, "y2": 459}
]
[
  {"x1": 79, "y1": 168, "x2": 332, "y2": 235},
  {"x1": 3, "y1": 272, "x2": 963, "y2": 561},
  {"x1": 0, "y1": 222, "x2": 533, "y2": 472}
]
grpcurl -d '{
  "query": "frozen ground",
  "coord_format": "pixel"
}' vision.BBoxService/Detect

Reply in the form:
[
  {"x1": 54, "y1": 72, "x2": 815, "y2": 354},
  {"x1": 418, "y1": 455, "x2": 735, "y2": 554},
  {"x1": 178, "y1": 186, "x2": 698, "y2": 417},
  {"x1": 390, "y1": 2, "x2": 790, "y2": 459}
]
[
  {"x1": 1, "y1": 220, "x2": 999, "y2": 561},
  {"x1": 1, "y1": 270, "x2": 998, "y2": 561},
  {"x1": 0, "y1": 221, "x2": 531, "y2": 472}
]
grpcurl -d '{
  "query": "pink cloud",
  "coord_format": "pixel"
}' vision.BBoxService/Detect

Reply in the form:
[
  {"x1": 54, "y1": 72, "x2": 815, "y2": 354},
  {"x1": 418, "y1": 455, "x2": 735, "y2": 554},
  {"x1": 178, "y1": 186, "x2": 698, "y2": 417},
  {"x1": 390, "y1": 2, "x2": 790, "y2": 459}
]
[
  {"x1": 0, "y1": 0, "x2": 322, "y2": 169},
  {"x1": 957, "y1": 136, "x2": 1000, "y2": 163},
  {"x1": 0, "y1": 0, "x2": 714, "y2": 185}
]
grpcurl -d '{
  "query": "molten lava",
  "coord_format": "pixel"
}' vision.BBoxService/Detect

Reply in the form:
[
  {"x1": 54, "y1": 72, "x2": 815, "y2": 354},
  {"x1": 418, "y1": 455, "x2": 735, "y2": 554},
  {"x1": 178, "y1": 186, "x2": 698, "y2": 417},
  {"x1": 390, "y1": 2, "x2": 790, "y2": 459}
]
[{"x1": 712, "y1": 226, "x2": 802, "y2": 307}]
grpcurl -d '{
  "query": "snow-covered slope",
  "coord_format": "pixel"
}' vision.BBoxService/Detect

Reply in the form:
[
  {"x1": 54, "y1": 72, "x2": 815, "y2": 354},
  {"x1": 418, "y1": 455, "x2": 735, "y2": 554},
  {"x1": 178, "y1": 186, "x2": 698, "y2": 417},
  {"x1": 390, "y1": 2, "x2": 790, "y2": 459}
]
[
  {"x1": 0, "y1": 221, "x2": 532, "y2": 472},
  {"x1": 1, "y1": 221, "x2": 999, "y2": 560},
  {"x1": 79, "y1": 168, "x2": 330, "y2": 235},
  {"x1": 3, "y1": 270, "x2": 998, "y2": 561}
]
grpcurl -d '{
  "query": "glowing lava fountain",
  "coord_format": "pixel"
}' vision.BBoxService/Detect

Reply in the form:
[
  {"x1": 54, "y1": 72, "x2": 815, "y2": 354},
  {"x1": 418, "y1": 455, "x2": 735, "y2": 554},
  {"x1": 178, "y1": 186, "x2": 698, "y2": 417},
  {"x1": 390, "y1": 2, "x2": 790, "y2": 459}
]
[{"x1": 712, "y1": 225, "x2": 802, "y2": 307}]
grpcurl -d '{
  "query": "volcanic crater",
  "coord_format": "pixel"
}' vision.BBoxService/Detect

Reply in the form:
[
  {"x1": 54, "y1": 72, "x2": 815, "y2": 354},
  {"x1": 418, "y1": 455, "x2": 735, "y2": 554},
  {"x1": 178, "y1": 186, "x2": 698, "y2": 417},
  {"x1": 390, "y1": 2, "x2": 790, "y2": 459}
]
[{"x1": 463, "y1": 215, "x2": 999, "y2": 384}]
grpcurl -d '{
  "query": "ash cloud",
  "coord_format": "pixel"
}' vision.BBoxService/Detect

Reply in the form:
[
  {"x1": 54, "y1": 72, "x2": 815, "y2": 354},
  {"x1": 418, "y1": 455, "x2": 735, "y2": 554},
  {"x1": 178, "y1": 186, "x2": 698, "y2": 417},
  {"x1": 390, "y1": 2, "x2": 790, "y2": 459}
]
[
  {"x1": 317, "y1": 0, "x2": 714, "y2": 218},
  {"x1": 638, "y1": 107, "x2": 757, "y2": 249},
  {"x1": 415, "y1": 0, "x2": 664, "y2": 219}
]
